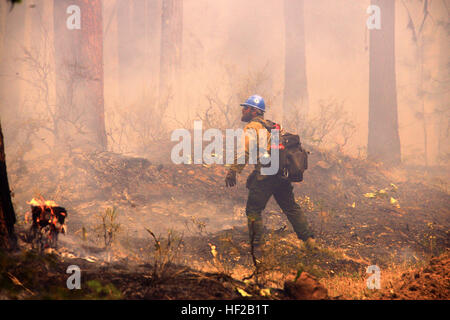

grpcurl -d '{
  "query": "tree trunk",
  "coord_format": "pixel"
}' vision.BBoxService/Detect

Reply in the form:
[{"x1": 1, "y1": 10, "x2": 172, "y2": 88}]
[
  {"x1": 0, "y1": 1, "x2": 7, "y2": 115},
  {"x1": 283, "y1": 0, "x2": 309, "y2": 132},
  {"x1": 418, "y1": 42, "x2": 429, "y2": 167},
  {"x1": 0, "y1": 121, "x2": 16, "y2": 250},
  {"x1": 145, "y1": 0, "x2": 161, "y2": 95},
  {"x1": 80, "y1": 0, "x2": 107, "y2": 149},
  {"x1": 159, "y1": 0, "x2": 183, "y2": 110},
  {"x1": 436, "y1": 23, "x2": 450, "y2": 164},
  {"x1": 117, "y1": 0, "x2": 133, "y2": 104},
  {"x1": 53, "y1": 0, "x2": 107, "y2": 151},
  {"x1": 0, "y1": 0, "x2": 18, "y2": 251},
  {"x1": 18, "y1": 1, "x2": 32, "y2": 115},
  {"x1": 367, "y1": 0, "x2": 401, "y2": 165},
  {"x1": 0, "y1": 1, "x2": 6, "y2": 63},
  {"x1": 0, "y1": 2, "x2": 26, "y2": 123},
  {"x1": 117, "y1": 0, "x2": 155, "y2": 103}
]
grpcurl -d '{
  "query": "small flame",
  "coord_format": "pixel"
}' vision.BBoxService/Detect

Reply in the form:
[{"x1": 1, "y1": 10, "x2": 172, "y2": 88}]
[
  {"x1": 26, "y1": 197, "x2": 66, "y2": 244},
  {"x1": 27, "y1": 198, "x2": 41, "y2": 207},
  {"x1": 27, "y1": 197, "x2": 58, "y2": 208},
  {"x1": 208, "y1": 243, "x2": 218, "y2": 258}
]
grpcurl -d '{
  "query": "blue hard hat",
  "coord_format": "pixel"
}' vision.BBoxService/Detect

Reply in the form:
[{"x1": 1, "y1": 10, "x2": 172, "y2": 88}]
[{"x1": 240, "y1": 95, "x2": 265, "y2": 112}]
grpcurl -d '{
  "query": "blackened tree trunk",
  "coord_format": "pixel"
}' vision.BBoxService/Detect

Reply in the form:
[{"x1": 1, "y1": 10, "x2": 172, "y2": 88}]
[
  {"x1": 159, "y1": 0, "x2": 182, "y2": 108},
  {"x1": 53, "y1": 0, "x2": 107, "y2": 150},
  {"x1": 368, "y1": 0, "x2": 401, "y2": 165},
  {"x1": 0, "y1": 121, "x2": 16, "y2": 250},
  {"x1": 283, "y1": 0, "x2": 308, "y2": 132}
]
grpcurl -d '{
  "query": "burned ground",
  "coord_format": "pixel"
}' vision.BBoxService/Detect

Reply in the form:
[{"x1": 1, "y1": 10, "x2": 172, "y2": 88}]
[
  {"x1": 2, "y1": 145, "x2": 449, "y2": 299},
  {"x1": 376, "y1": 250, "x2": 450, "y2": 300}
]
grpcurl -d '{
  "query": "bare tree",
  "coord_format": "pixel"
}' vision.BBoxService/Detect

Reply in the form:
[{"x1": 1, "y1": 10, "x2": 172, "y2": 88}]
[
  {"x1": 401, "y1": 0, "x2": 449, "y2": 166},
  {"x1": 198, "y1": 65, "x2": 275, "y2": 130},
  {"x1": 367, "y1": 0, "x2": 401, "y2": 165},
  {"x1": 283, "y1": 0, "x2": 309, "y2": 133},
  {"x1": 0, "y1": 121, "x2": 16, "y2": 250},
  {"x1": 107, "y1": 91, "x2": 171, "y2": 156},
  {"x1": 300, "y1": 99, "x2": 356, "y2": 152},
  {"x1": 0, "y1": 1, "x2": 7, "y2": 63},
  {"x1": 159, "y1": 0, "x2": 183, "y2": 110},
  {"x1": 145, "y1": 0, "x2": 161, "y2": 92},
  {"x1": 0, "y1": 1, "x2": 27, "y2": 123},
  {"x1": 117, "y1": 0, "x2": 142, "y2": 104},
  {"x1": 53, "y1": 0, "x2": 107, "y2": 151}
]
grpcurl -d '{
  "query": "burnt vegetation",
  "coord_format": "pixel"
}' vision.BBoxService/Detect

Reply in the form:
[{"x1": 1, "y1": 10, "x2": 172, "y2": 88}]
[
  {"x1": 0, "y1": 0, "x2": 449, "y2": 301},
  {"x1": 1, "y1": 132, "x2": 448, "y2": 299},
  {"x1": 1, "y1": 60, "x2": 449, "y2": 300}
]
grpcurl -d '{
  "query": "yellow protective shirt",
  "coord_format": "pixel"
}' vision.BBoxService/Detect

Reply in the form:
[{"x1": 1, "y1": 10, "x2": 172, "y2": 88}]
[{"x1": 229, "y1": 116, "x2": 272, "y2": 177}]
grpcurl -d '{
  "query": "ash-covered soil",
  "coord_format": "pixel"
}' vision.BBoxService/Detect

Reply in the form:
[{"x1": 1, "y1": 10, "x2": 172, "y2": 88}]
[
  {"x1": 377, "y1": 250, "x2": 450, "y2": 300},
  {"x1": 4, "y1": 146, "x2": 450, "y2": 299}
]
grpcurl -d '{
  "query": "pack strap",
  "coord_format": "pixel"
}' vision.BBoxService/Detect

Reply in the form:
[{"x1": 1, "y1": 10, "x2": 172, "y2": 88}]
[
  {"x1": 250, "y1": 118, "x2": 284, "y2": 150},
  {"x1": 251, "y1": 118, "x2": 281, "y2": 132}
]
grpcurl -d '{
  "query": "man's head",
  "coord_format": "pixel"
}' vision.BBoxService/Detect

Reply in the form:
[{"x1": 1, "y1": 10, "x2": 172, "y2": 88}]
[{"x1": 240, "y1": 95, "x2": 265, "y2": 122}]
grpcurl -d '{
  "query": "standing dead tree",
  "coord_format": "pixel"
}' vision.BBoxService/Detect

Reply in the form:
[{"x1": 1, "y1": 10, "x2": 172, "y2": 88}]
[
  {"x1": 300, "y1": 99, "x2": 356, "y2": 152},
  {"x1": 159, "y1": 0, "x2": 183, "y2": 111},
  {"x1": 198, "y1": 64, "x2": 276, "y2": 130},
  {"x1": 54, "y1": 0, "x2": 107, "y2": 151},
  {"x1": 367, "y1": 0, "x2": 402, "y2": 165},
  {"x1": 13, "y1": 21, "x2": 89, "y2": 157},
  {"x1": 107, "y1": 91, "x2": 171, "y2": 156},
  {"x1": 401, "y1": 0, "x2": 449, "y2": 165},
  {"x1": 0, "y1": 121, "x2": 16, "y2": 250},
  {"x1": 283, "y1": 0, "x2": 309, "y2": 133}
]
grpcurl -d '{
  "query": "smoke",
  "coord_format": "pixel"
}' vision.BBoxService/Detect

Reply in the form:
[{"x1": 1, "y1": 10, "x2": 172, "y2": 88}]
[{"x1": 0, "y1": 0, "x2": 448, "y2": 199}]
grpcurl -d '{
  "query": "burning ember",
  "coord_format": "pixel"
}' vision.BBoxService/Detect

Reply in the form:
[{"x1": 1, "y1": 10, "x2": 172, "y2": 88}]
[
  {"x1": 28, "y1": 197, "x2": 59, "y2": 208},
  {"x1": 26, "y1": 197, "x2": 68, "y2": 250}
]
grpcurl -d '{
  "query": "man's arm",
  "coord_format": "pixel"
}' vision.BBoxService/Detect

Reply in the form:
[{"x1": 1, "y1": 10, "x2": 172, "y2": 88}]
[
  {"x1": 230, "y1": 121, "x2": 264, "y2": 173},
  {"x1": 226, "y1": 121, "x2": 265, "y2": 187}
]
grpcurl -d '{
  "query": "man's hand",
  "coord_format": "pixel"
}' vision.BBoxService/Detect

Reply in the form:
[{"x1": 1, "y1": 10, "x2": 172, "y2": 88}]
[{"x1": 225, "y1": 170, "x2": 237, "y2": 187}]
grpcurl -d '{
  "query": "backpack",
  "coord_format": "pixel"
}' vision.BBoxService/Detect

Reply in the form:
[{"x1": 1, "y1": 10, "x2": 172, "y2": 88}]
[{"x1": 253, "y1": 118, "x2": 308, "y2": 182}]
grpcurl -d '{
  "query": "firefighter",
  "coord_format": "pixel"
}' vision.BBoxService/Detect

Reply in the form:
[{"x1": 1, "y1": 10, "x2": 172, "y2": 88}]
[{"x1": 225, "y1": 95, "x2": 314, "y2": 254}]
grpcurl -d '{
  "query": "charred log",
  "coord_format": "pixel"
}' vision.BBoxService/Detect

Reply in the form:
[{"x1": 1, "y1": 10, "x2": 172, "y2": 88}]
[{"x1": 27, "y1": 204, "x2": 67, "y2": 251}]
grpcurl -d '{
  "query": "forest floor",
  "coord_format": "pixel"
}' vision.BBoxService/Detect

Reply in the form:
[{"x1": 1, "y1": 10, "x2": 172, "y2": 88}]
[{"x1": 2, "y1": 145, "x2": 449, "y2": 300}]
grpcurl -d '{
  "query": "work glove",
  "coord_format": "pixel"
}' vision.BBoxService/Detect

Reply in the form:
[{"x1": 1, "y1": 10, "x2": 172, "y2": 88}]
[{"x1": 225, "y1": 170, "x2": 237, "y2": 187}]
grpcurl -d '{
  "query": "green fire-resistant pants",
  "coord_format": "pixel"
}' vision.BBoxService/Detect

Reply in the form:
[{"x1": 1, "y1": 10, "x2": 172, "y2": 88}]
[{"x1": 245, "y1": 172, "x2": 313, "y2": 247}]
